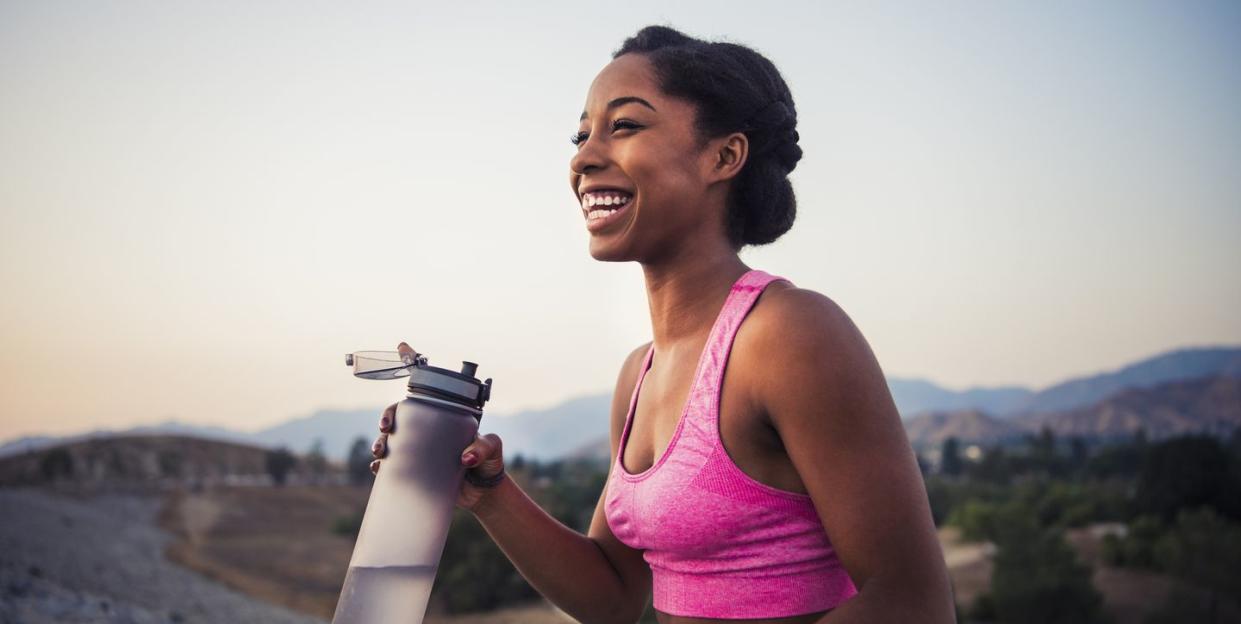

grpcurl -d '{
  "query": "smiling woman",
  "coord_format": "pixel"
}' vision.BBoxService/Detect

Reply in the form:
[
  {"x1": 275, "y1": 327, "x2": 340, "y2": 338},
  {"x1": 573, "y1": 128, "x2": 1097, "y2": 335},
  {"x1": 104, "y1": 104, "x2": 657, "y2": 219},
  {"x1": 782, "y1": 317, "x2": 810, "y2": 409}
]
[{"x1": 371, "y1": 24, "x2": 955, "y2": 624}]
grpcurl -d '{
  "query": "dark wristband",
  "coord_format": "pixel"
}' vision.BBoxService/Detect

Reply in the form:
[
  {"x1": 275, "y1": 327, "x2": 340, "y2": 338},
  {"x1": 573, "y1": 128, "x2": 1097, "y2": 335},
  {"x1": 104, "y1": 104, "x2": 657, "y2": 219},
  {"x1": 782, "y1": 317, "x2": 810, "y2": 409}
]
[{"x1": 464, "y1": 466, "x2": 506, "y2": 488}]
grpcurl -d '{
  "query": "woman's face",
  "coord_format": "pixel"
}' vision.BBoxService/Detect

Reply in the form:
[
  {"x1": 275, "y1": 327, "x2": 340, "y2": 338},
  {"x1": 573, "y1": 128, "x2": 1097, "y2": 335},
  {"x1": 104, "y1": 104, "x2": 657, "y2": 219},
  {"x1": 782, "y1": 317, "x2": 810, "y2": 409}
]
[{"x1": 569, "y1": 54, "x2": 727, "y2": 263}]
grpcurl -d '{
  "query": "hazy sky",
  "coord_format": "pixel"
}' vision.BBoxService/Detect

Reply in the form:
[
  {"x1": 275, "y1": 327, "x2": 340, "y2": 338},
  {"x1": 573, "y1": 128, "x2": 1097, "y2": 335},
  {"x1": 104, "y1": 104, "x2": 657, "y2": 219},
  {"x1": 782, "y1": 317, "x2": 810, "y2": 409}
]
[{"x1": 2, "y1": 1, "x2": 1239, "y2": 440}]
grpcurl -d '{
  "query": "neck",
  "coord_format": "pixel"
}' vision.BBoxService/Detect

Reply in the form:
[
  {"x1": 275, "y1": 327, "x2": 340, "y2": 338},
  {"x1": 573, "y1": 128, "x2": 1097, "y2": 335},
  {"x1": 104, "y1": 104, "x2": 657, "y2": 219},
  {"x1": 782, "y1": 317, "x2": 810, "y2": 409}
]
[{"x1": 641, "y1": 249, "x2": 749, "y2": 352}]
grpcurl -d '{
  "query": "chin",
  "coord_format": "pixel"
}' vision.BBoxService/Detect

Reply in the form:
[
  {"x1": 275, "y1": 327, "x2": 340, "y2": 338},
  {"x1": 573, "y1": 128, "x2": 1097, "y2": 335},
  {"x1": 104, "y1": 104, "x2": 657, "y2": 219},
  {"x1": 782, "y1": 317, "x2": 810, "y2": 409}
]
[{"x1": 587, "y1": 237, "x2": 636, "y2": 263}]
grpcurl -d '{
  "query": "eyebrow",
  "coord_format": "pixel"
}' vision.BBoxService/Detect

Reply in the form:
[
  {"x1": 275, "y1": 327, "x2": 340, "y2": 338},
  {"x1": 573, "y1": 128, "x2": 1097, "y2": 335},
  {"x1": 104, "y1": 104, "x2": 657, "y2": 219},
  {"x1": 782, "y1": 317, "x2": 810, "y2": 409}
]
[{"x1": 580, "y1": 96, "x2": 657, "y2": 121}]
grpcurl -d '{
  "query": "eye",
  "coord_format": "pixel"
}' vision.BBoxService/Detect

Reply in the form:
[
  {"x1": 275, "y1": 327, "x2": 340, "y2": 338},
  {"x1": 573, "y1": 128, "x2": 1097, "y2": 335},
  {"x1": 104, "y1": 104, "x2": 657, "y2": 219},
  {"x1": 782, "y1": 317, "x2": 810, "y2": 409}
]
[
  {"x1": 570, "y1": 130, "x2": 589, "y2": 147},
  {"x1": 611, "y1": 119, "x2": 642, "y2": 132}
]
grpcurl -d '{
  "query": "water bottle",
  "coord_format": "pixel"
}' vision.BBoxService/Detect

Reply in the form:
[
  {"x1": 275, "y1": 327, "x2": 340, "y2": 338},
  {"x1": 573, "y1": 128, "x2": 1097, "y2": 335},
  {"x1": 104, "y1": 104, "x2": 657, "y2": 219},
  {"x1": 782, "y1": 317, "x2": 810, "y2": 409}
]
[{"x1": 332, "y1": 350, "x2": 493, "y2": 624}]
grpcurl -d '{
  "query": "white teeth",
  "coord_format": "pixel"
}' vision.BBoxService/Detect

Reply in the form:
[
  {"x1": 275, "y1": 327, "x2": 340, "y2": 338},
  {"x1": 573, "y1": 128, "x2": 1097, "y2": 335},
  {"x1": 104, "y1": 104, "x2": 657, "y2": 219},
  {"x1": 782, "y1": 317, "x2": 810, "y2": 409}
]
[{"x1": 581, "y1": 192, "x2": 632, "y2": 221}]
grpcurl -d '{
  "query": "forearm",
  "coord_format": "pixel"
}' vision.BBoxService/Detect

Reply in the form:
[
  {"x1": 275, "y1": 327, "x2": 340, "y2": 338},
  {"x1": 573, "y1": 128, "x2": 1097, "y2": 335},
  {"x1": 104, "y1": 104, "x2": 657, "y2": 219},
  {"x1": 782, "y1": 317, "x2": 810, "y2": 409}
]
[{"x1": 470, "y1": 477, "x2": 636, "y2": 624}]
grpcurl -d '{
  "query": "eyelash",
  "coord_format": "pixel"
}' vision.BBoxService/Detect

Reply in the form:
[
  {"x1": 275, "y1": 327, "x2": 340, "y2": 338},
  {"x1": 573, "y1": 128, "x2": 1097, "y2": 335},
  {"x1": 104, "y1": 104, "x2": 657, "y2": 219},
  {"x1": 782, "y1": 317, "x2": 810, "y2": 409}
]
[{"x1": 571, "y1": 119, "x2": 642, "y2": 146}]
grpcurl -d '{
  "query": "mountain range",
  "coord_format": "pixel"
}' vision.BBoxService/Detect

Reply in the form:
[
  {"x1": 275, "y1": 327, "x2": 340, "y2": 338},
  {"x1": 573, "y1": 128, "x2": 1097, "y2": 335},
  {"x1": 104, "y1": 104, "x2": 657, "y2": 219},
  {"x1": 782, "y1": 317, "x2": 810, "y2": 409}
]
[
  {"x1": 2, "y1": 345, "x2": 1238, "y2": 461},
  {"x1": 903, "y1": 375, "x2": 1241, "y2": 451}
]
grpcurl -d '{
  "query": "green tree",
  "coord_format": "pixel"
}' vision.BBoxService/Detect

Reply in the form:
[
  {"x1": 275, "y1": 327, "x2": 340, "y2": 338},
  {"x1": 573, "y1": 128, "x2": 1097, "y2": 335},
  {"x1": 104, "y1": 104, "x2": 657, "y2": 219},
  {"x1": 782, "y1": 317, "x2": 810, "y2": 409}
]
[
  {"x1": 265, "y1": 447, "x2": 297, "y2": 486},
  {"x1": 1153, "y1": 507, "x2": 1241, "y2": 617},
  {"x1": 39, "y1": 447, "x2": 74, "y2": 481},
  {"x1": 432, "y1": 510, "x2": 537, "y2": 611},
  {"x1": 988, "y1": 517, "x2": 1106, "y2": 624},
  {"x1": 968, "y1": 445, "x2": 1014, "y2": 484},
  {"x1": 306, "y1": 438, "x2": 329, "y2": 483},
  {"x1": 1137, "y1": 436, "x2": 1239, "y2": 521},
  {"x1": 347, "y1": 436, "x2": 373, "y2": 486},
  {"x1": 948, "y1": 499, "x2": 1011, "y2": 542},
  {"x1": 941, "y1": 437, "x2": 963, "y2": 477}
]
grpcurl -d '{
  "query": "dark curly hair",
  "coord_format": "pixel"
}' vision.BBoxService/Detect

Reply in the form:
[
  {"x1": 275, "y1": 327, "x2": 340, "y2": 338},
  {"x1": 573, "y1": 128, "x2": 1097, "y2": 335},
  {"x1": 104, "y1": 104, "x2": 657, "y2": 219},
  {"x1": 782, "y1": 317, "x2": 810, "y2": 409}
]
[{"x1": 613, "y1": 25, "x2": 802, "y2": 248}]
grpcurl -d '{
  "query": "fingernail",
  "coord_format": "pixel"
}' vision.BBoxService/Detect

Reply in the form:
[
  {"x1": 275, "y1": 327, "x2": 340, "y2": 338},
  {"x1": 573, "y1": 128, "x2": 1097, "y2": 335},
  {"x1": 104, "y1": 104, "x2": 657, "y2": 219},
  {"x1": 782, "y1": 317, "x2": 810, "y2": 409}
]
[
  {"x1": 380, "y1": 416, "x2": 391, "y2": 430},
  {"x1": 372, "y1": 441, "x2": 384, "y2": 455},
  {"x1": 462, "y1": 452, "x2": 478, "y2": 466},
  {"x1": 369, "y1": 459, "x2": 380, "y2": 474}
]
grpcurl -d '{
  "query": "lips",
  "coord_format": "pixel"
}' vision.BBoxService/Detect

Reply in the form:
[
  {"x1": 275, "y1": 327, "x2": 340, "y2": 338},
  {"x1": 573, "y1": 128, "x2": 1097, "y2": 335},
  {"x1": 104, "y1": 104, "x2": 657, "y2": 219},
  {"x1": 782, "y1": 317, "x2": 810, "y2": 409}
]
[{"x1": 579, "y1": 189, "x2": 634, "y2": 233}]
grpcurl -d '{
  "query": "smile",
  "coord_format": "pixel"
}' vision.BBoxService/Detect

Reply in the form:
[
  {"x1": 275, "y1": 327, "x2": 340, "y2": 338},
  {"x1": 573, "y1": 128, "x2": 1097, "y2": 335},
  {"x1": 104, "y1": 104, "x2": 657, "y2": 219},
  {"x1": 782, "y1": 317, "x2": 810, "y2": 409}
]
[{"x1": 581, "y1": 191, "x2": 634, "y2": 232}]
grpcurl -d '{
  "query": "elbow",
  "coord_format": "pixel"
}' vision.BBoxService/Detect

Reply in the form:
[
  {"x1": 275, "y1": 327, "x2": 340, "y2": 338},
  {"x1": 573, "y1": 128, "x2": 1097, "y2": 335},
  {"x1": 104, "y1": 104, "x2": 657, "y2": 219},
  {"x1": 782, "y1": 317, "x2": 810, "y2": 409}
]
[
  {"x1": 593, "y1": 603, "x2": 647, "y2": 624},
  {"x1": 570, "y1": 594, "x2": 647, "y2": 624},
  {"x1": 593, "y1": 579, "x2": 650, "y2": 624},
  {"x1": 850, "y1": 573, "x2": 956, "y2": 624}
]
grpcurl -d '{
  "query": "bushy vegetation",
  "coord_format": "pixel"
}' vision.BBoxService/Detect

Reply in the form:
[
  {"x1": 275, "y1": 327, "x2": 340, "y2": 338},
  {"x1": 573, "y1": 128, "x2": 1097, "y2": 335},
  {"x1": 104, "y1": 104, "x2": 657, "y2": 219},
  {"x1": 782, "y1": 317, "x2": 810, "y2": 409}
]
[
  {"x1": 264, "y1": 447, "x2": 297, "y2": 486},
  {"x1": 933, "y1": 429, "x2": 1241, "y2": 623},
  {"x1": 333, "y1": 429, "x2": 1241, "y2": 620}
]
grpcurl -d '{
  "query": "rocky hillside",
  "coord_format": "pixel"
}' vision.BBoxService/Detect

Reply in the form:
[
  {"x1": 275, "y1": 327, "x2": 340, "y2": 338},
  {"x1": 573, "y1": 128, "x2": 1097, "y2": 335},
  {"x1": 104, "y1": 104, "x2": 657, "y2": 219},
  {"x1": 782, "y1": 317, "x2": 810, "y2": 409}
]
[
  {"x1": 904, "y1": 375, "x2": 1241, "y2": 450},
  {"x1": 903, "y1": 409, "x2": 1023, "y2": 451},
  {"x1": 0, "y1": 435, "x2": 332, "y2": 488}
]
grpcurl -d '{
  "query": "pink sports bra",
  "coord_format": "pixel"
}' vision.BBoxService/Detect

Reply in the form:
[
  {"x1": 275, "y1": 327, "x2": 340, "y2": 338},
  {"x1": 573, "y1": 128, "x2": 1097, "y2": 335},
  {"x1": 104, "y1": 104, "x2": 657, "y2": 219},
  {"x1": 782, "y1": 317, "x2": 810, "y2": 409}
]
[{"x1": 604, "y1": 270, "x2": 858, "y2": 618}]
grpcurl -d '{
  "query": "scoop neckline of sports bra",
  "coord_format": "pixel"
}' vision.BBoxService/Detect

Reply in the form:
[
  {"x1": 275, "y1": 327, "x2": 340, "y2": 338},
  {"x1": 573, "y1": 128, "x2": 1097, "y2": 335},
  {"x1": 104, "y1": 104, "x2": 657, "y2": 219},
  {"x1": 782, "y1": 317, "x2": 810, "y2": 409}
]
[{"x1": 616, "y1": 271, "x2": 757, "y2": 480}]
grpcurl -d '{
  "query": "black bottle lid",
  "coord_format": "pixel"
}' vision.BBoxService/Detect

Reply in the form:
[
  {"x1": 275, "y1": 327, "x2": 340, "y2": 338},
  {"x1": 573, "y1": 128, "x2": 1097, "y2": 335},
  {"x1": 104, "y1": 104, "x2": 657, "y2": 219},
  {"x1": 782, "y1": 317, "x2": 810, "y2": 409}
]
[{"x1": 406, "y1": 359, "x2": 493, "y2": 411}]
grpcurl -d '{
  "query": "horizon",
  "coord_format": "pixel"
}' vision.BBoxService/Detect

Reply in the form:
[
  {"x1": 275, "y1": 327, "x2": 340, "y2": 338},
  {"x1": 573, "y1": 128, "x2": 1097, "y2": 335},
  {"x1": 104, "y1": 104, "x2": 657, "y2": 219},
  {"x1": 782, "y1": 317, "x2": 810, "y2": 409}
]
[
  {"x1": 2, "y1": 2, "x2": 1239, "y2": 441},
  {"x1": 3, "y1": 341, "x2": 1236, "y2": 444}
]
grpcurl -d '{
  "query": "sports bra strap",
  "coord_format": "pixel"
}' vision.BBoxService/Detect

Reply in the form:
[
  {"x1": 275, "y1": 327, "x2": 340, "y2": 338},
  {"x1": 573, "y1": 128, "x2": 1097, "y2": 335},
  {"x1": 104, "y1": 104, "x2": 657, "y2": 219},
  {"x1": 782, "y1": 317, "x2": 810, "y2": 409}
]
[{"x1": 695, "y1": 269, "x2": 788, "y2": 418}]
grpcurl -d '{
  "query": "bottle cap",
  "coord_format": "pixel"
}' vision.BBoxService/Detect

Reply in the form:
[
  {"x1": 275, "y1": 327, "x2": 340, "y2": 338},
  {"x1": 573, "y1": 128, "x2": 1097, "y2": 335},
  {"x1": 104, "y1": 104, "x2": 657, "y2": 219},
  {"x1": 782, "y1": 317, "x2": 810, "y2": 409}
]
[{"x1": 406, "y1": 360, "x2": 493, "y2": 410}]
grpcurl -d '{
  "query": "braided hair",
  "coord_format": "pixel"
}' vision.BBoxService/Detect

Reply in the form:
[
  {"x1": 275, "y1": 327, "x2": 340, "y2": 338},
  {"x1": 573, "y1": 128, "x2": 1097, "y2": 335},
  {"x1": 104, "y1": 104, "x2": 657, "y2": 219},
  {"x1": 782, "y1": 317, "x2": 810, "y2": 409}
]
[{"x1": 613, "y1": 26, "x2": 802, "y2": 248}]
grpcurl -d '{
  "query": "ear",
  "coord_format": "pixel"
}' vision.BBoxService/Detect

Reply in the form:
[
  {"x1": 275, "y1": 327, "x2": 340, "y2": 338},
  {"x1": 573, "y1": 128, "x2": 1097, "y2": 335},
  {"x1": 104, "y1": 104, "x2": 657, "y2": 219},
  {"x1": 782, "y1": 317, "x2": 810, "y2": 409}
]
[{"x1": 705, "y1": 132, "x2": 748, "y2": 184}]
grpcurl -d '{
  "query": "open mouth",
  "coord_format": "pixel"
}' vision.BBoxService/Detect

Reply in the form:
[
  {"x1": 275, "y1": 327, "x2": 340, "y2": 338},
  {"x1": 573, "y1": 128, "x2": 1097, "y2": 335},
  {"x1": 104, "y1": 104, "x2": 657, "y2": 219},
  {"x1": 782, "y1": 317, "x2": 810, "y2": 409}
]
[{"x1": 581, "y1": 190, "x2": 633, "y2": 231}]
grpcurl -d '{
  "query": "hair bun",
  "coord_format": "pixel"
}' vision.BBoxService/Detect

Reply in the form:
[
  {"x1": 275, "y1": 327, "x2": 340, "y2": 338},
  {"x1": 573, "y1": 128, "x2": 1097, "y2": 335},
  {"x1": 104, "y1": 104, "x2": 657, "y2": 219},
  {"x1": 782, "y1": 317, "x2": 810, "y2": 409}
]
[
  {"x1": 745, "y1": 101, "x2": 799, "y2": 172},
  {"x1": 775, "y1": 140, "x2": 803, "y2": 172}
]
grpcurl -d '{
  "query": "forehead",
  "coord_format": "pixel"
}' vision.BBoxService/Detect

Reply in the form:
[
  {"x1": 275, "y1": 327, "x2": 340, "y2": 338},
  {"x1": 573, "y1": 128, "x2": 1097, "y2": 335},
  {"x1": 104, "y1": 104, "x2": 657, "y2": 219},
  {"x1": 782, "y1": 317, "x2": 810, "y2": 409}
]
[{"x1": 582, "y1": 54, "x2": 668, "y2": 115}]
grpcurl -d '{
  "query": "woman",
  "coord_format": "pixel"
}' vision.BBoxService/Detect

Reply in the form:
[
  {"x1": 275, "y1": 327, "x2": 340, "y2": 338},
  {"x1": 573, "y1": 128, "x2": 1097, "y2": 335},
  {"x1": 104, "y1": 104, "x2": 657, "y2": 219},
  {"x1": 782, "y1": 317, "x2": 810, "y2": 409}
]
[{"x1": 372, "y1": 25, "x2": 955, "y2": 624}]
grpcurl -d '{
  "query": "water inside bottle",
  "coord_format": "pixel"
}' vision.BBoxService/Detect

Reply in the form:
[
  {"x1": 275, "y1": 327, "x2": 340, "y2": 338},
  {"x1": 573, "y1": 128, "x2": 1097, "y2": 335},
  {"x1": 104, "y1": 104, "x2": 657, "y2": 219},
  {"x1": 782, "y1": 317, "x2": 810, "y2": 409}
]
[{"x1": 333, "y1": 564, "x2": 438, "y2": 624}]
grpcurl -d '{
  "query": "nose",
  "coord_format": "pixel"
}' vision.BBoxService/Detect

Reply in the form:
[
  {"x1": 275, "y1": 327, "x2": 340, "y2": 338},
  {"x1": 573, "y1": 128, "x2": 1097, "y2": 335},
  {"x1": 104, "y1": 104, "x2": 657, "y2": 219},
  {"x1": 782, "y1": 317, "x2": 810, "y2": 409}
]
[{"x1": 569, "y1": 134, "x2": 606, "y2": 178}]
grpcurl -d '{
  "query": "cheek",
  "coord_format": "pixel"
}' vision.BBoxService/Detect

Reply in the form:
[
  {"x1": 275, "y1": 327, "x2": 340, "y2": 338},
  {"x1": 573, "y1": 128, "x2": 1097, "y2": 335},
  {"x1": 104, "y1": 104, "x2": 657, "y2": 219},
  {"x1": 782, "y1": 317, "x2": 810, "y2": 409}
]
[{"x1": 625, "y1": 145, "x2": 700, "y2": 197}]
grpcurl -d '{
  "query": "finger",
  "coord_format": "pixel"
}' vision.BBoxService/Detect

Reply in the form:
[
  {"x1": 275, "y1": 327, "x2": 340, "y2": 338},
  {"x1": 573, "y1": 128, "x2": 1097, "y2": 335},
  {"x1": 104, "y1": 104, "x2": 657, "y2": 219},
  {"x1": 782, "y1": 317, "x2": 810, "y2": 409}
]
[
  {"x1": 372, "y1": 433, "x2": 388, "y2": 459},
  {"x1": 397, "y1": 342, "x2": 418, "y2": 365},
  {"x1": 370, "y1": 459, "x2": 381, "y2": 475},
  {"x1": 379, "y1": 403, "x2": 397, "y2": 433},
  {"x1": 462, "y1": 433, "x2": 502, "y2": 468}
]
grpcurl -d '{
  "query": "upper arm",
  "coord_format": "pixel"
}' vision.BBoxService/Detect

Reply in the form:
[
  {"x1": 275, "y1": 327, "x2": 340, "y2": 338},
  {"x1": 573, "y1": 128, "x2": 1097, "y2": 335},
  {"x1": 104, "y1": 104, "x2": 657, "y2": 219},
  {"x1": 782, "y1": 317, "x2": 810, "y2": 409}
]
[
  {"x1": 750, "y1": 289, "x2": 953, "y2": 616},
  {"x1": 586, "y1": 342, "x2": 652, "y2": 609}
]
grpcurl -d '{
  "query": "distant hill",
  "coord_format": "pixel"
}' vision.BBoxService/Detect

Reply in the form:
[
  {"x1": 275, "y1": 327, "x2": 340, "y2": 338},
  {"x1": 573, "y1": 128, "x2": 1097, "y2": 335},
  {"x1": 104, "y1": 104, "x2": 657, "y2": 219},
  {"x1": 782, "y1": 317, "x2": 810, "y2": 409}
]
[
  {"x1": 1005, "y1": 346, "x2": 1241, "y2": 417},
  {"x1": 887, "y1": 378, "x2": 1033, "y2": 418},
  {"x1": 892, "y1": 346, "x2": 1241, "y2": 419},
  {"x1": 905, "y1": 375, "x2": 1241, "y2": 450},
  {"x1": 484, "y1": 394, "x2": 612, "y2": 461},
  {"x1": 0, "y1": 422, "x2": 258, "y2": 460},
  {"x1": 903, "y1": 409, "x2": 1024, "y2": 451},
  {"x1": 227, "y1": 394, "x2": 615, "y2": 462},
  {"x1": 0, "y1": 435, "x2": 320, "y2": 488},
  {"x1": 5, "y1": 345, "x2": 1238, "y2": 462},
  {"x1": 248, "y1": 408, "x2": 381, "y2": 460},
  {"x1": 1022, "y1": 375, "x2": 1241, "y2": 442}
]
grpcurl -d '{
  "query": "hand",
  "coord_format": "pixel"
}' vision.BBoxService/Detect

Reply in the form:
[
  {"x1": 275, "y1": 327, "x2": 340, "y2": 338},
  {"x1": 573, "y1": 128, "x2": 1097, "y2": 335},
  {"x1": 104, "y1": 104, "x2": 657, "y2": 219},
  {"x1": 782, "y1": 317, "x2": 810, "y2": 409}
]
[{"x1": 370, "y1": 342, "x2": 507, "y2": 513}]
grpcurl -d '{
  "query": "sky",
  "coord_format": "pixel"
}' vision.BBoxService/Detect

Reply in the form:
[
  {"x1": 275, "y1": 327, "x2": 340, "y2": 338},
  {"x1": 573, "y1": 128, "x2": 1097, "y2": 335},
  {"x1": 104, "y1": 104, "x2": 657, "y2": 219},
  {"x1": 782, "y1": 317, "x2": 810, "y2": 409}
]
[{"x1": 1, "y1": 1, "x2": 1239, "y2": 441}]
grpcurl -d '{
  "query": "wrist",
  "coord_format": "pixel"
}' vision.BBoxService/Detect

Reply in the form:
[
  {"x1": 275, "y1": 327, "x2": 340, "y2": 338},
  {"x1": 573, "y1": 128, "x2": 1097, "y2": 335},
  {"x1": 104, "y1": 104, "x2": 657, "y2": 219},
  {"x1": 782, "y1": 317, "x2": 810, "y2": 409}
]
[
  {"x1": 464, "y1": 464, "x2": 507, "y2": 488},
  {"x1": 468, "y1": 472, "x2": 513, "y2": 519}
]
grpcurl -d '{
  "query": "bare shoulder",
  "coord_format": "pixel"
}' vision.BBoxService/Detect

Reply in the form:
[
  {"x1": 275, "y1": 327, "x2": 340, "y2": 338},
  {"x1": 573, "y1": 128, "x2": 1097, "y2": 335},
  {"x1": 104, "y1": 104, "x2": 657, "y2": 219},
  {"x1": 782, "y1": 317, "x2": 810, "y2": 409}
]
[
  {"x1": 742, "y1": 283, "x2": 868, "y2": 368},
  {"x1": 737, "y1": 283, "x2": 893, "y2": 429}
]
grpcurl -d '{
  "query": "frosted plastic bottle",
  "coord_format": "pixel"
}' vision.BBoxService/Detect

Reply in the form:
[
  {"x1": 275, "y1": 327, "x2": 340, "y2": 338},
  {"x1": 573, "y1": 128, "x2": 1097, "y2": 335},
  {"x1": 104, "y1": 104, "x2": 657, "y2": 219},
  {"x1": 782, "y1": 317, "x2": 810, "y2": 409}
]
[{"x1": 333, "y1": 351, "x2": 493, "y2": 624}]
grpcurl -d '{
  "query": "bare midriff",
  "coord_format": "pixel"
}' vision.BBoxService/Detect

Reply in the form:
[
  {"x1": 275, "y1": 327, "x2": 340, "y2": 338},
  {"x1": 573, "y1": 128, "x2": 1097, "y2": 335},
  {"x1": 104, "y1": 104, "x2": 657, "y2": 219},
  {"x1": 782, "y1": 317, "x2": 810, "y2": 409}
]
[{"x1": 659, "y1": 609, "x2": 830, "y2": 624}]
